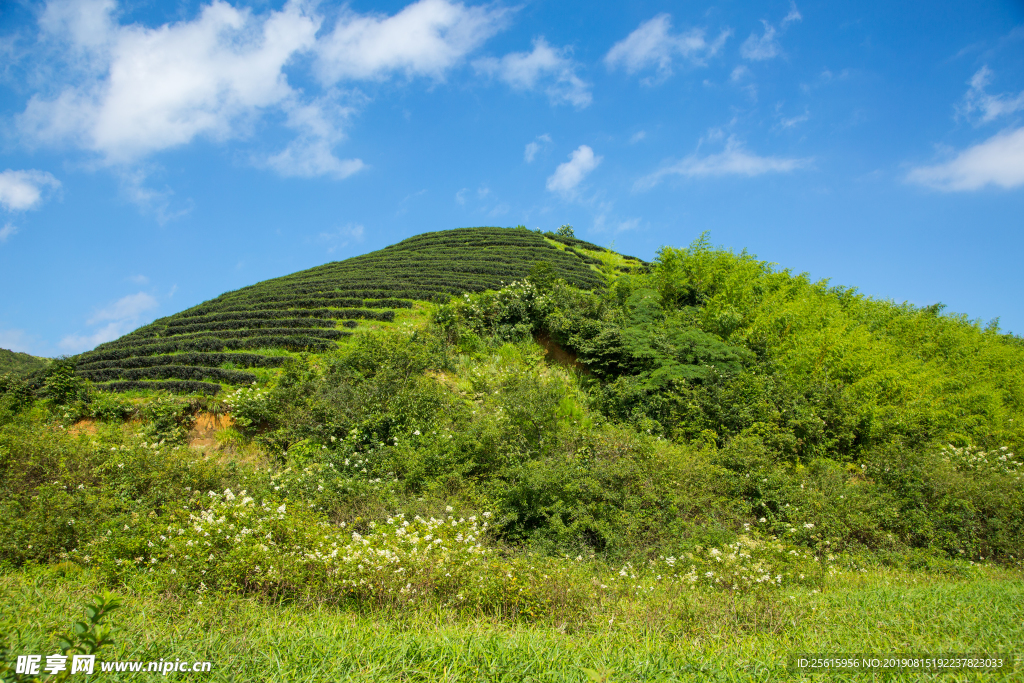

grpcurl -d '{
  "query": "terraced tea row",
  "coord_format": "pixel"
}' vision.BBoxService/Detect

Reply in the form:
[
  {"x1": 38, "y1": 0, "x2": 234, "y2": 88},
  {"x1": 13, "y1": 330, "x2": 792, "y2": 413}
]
[{"x1": 73, "y1": 227, "x2": 613, "y2": 393}]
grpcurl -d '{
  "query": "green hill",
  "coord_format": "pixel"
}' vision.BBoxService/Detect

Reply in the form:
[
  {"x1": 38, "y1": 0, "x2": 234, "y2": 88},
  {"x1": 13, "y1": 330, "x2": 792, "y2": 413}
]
[
  {"x1": 0, "y1": 348, "x2": 49, "y2": 376},
  {"x1": 73, "y1": 227, "x2": 638, "y2": 394},
  {"x1": 2, "y1": 229, "x2": 1021, "y2": 679}
]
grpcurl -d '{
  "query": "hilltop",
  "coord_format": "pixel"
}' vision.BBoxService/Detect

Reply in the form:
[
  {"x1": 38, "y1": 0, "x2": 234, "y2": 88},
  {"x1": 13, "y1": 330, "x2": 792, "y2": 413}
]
[{"x1": 72, "y1": 227, "x2": 640, "y2": 394}]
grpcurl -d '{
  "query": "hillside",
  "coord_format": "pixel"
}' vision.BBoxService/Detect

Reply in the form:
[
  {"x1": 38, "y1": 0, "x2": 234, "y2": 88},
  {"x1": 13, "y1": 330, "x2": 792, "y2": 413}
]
[
  {"x1": 2, "y1": 230, "x2": 1022, "y2": 681},
  {"x1": 72, "y1": 227, "x2": 639, "y2": 394},
  {"x1": 0, "y1": 348, "x2": 49, "y2": 376}
]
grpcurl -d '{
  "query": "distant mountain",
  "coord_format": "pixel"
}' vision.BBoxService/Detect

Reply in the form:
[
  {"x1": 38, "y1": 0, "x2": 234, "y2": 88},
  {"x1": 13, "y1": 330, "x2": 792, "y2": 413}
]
[{"x1": 0, "y1": 348, "x2": 50, "y2": 376}]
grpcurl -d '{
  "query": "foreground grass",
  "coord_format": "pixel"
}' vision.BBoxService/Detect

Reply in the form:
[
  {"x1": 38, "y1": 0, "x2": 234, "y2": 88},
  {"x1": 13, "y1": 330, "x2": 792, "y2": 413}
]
[{"x1": 2, "y1": 566, "x2": 1021, "y2": 682}]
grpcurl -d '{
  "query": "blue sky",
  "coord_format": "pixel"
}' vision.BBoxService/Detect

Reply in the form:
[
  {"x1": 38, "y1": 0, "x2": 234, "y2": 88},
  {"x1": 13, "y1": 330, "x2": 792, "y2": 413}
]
[{"x1": 1, "y1": 0, "x2": 1023, "y2": 355}]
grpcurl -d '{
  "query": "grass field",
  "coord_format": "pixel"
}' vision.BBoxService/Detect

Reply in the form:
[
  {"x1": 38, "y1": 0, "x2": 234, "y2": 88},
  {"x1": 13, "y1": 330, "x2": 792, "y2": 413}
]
[{"x1": 2, "y1": 566, "x2": 1021, "y2": 682}]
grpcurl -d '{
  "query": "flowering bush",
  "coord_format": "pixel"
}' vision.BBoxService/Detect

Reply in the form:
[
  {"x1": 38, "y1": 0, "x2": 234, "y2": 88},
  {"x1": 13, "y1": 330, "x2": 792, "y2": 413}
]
[
  {"x1": 649, "y1": 535, "x2": 822, "y2": 593},
  {"x1": 224, "y1": 385, "x2": 274, "y2": 428},
  {"x1": 124, "y1": 493, "x2": 541, "y2": 613},
  {"x1": 433, "y1": 280, "x2": 550, "y2": 343},
  {"x1": 940, "y1": 444, "x2": 1022, "y2": 477}
]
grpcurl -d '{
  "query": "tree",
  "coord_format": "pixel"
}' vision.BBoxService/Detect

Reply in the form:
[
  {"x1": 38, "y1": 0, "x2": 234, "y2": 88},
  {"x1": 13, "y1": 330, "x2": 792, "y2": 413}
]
[{"x1": 556, "y1": 224, "x2": 575, "y2": 238}]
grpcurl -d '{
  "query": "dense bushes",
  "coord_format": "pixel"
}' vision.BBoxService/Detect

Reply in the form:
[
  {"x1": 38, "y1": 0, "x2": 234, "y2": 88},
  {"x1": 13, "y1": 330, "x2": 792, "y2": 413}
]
[
  {"x1": 424, "y1": 241, "x2": 1024, "y2": 562},
  {"x1": 0, "y1": 420, "x2": 232, "y2": 566}
]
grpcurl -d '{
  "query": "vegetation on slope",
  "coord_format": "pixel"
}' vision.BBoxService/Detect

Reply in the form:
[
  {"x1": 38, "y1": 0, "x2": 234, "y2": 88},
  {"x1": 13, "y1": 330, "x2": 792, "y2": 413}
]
[
  {"x1": 0, "y1": 348, "x2": 49, "y2": 376},
  {"x1": 70, "y1": 227, "x2": 620, "y2": 394},
  {"x1": 1, "y1": 232, "x2": 1021, "y2": 680}
]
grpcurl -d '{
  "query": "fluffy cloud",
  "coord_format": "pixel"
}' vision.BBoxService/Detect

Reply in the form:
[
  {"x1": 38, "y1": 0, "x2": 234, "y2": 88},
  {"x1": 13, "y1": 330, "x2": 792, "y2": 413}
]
[
  {"x1": 60, "y1": 291, "x2": 159, "y2": 353},
  {"x1": 907, "y1": 127, "x2": 1024, "y2": 191},
  {"x1": 524, "y1": 134, "x2": 551, "y2": 162},
  {"x1": 546, "y1": 145, "x2": 602, "y2": 197},
  {"x1": 605, "y1": 14, "x2": 730, "y2": 79},
  {"x1": 740, "y1": 3, "x2": 801, "y2": 61},
  {"x1": 0, "y1": 170, "x2": 61, "y2": 211},
  {"x1": 635, "y1": 137, "x2": 809, "y2": 189},
  {"x1": 475, "y1": 39, "x2": 592, "y2": 108},
  {"x1": 0, "y1": 224, "x2": 18, "y2": 243},
  {"x1": 22, "y1": 0, "x2": 320, "y2": 162},
  {"x1": 20, "y1": 0, "x2": 506, "y2": 178},
  {"x1": 959, "y1": 66, "x2": 1024, "y2": 124},
  {"x1": 315, "y1": 0, "x2": 508, "y2": 82}
]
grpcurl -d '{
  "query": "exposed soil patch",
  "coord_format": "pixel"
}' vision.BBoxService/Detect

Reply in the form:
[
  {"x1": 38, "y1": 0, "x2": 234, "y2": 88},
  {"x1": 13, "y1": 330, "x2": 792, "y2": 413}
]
[
  {"x1": 534, "y1": 332, "x2": 591, "y2": 374},
  {"x1": 189, "y1": 412, "x2": 235, "y2": 449},
  {"x1": 69, "y1": 419, "x2": 98, "y2": 435}
]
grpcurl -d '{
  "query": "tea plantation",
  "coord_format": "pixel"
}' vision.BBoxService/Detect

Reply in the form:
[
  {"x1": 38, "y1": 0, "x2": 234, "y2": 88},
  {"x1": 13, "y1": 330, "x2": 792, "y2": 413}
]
[
  {"x1": 71, "y1": 227, "x2": 622, "y2": 394},
  {"x1": 2, "y1": 230, "x2": 1022, "y2": 682}
]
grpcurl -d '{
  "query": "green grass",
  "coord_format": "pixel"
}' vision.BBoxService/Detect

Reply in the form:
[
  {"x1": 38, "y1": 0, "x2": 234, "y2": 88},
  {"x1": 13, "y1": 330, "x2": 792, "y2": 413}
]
[{"x1": 2, "y1": 567, "x2": 1021, "y2": 682}]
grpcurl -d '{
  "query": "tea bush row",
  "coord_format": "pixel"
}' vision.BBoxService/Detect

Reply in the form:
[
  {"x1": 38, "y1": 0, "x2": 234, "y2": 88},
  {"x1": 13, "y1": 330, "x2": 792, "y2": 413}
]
[
  {"x1": 101, "y1": 328, "x2": 350, "y2": 351},
  {"x1": 170, "y1": 308, "x2": 396, "y2": 325},
  {"x1": 79, "y1": 365, "x2": 258, "y2": 384},
  {"x1": 79, "y1": 335, "x2": 339, "y2": 362},
  {"x1": 93, "y1": 380, "x2": 222, "y2": 395},
  {"x1": 76, "y1": 353, "x2": 286, "y2": 372},
  {"x1": 164, "y1": 318, "x2": 339, "y2": 335},
  {"x1": 71, "y1": 228, "x2": 604, "y2": 389}
]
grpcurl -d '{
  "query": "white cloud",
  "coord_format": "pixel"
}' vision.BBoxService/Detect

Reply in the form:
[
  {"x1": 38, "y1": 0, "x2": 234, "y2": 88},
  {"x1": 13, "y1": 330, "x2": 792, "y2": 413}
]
[
  {"x1": 318, "y1": 223, "x2": 365, "y2": 254},
  {"x1": 475, "y1": 38, "x2": 591, "y2": 108},
  {"x1": 455, "y1": 188, "x2": 468, "y2": 204},
  {"x1": 630, "y1": 131, "x2": 647, "y2": 143},
  {"x1": 266, "y1": 140, "x2": 365, "y2": 180},
  {"x1": 635, "y1": 137, "x2": 810, "y2": 190},
  {"x1": 958, "y1": 66, "x2": 1024, "y2": 124},
  {"x1": 546, "y1": 145, "x2": 602, "y2": 197},
  {"x1": 315, "y1": 0, "x2": 508, "y2": 82},
  {"x1": 782, "y1": 2, "x2": 803, "y2": 27},
  {"x1": 741, "y1": 5, "x2": 800, "y2": 62},
  {"x1": 22, "y1": 0, "x2": 320, "y2": 163},
  {"x1": 0, "y1": 170, "x2": 61, "y2": 211},
  {"x1": 127, "y1": 274, "x2": 149, "y2": 285},
  {"x1": 59, "y1": 323, "x2": 132, "y2": 353},
  {"x1": 605, "y1": 14, "x2": 730, "y2": 80},
  {"x1": 730, "y1": 65, "x2": 750, "y2": 82},
  {"x1": 0, "y1": 329, "x2": 34, "y2": 354},
  {"x1": 87, "y1": 292, "x2": 158, "y2": 325},
  {"x1": 40, "y1": 0, "x2": 117, "y2": 53},
  {"x1": 524, "y1": 133, "x2": 551, "y2": 162},
  {"x1": 21, "y1": 0, "x2": 495, "y2": 180},
  {"x1": 776, "y1": 107, "x2": 810, "y2": 129},
  {"x1": 118, "y1": 168, "x2": 192, "y2": 225},
  {"x1": 60, "y1": 291, "x2": 159, "y2": 353},
  {"x1": 907, "y1": 127, "x2": 1024, "y2": 191},
  {"x1": 524, "y1": 141, "x2": 541, "y2": 162},
  {"x1": 741, "y1": 22, "x2": 780, "y2": 61},
  {"x1": 0, "y1": 224, "x2": 18, "y2": 243},
  {"x1": 264, "y1": 93, "x2": 366, "y2": 180}
]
